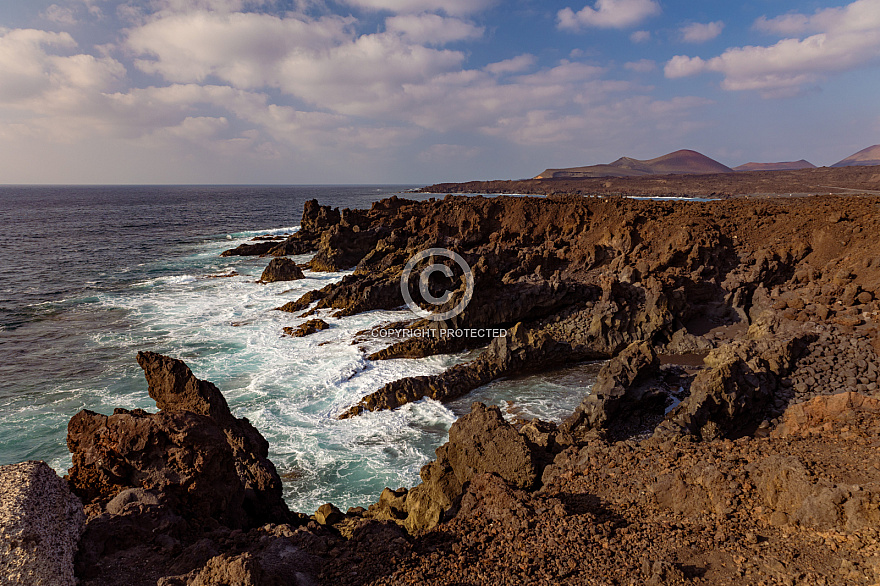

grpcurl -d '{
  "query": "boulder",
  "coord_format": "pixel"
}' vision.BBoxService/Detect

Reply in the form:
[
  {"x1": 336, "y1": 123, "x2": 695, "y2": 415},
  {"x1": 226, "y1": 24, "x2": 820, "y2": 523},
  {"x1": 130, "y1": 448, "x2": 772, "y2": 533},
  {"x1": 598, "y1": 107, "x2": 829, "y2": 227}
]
[
  {"x1": 0, "y1": 461, "x2": 85, "y2": 586},
  {"x1": 220, "y1": 241, "x2": 278, "y2": 257},
  {"x1": 161, "y1": 538, "x2": 318, "y2": 586},
  {"x1": 283, "y1": 319, "x2": 329, "y2": 338},
  {"x1": 314, "y1": 503, "x2": 344, "y2": 526},
  {"x1": 392, "y1": 403, "x2": 541, "y2": 533},
  {"x1": 260, "y1": 258, "x2": 305, "y2": 283}
]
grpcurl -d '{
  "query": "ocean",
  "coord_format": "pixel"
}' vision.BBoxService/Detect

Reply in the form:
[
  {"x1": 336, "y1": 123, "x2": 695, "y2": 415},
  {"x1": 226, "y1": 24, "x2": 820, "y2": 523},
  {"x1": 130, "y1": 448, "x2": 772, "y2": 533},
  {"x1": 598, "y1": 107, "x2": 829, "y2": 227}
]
[{"x1": 0, "y1": 185, "x2": 597, "y2": 513}]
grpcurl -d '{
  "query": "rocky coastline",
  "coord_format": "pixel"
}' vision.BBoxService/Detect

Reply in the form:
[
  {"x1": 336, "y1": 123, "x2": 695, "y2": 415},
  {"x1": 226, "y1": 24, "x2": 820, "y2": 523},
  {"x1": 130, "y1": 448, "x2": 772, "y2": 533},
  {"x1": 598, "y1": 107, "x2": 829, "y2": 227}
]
[{"x1": 3, "y1": 191, "x2": 880, "y2": 584}]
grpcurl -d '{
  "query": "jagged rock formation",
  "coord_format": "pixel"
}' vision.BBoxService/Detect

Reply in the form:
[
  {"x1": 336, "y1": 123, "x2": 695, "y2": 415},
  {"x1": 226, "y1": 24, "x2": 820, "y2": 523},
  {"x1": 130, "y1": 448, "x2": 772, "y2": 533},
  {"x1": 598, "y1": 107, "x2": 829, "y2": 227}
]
[
  {"x1": 53, "y1": 192, "x2": 880, "y2": 585},
  {"x1": 251, "y1": 194, "x2": 880, "y2": 435},
  {"x1": 67, "y1": 352, "x2": 299, "y2": 585},
  {"x1": 0, "y1": 461, "x2": 84, "y2": 586},
  {"x1": 363, "y1": 402, "x2": 559, "y2": 533},
  {"x1": 69, "y1": 351, "x2": 289, "y2": 526}
]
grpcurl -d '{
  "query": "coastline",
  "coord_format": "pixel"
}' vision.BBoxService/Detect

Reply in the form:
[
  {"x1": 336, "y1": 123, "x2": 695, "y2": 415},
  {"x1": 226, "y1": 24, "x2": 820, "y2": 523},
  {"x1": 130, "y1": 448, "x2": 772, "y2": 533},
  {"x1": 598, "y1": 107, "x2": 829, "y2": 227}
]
[{"x1": 4, "y1": 187, "x2": 880, "y2": 584}]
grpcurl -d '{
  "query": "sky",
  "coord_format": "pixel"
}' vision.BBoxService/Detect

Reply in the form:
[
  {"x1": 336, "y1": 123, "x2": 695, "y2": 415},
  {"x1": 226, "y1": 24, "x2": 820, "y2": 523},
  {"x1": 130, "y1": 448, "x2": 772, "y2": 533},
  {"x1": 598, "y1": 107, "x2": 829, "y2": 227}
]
[{"x1": 0, "y1": 0, "x2": 879, "y2": 184}]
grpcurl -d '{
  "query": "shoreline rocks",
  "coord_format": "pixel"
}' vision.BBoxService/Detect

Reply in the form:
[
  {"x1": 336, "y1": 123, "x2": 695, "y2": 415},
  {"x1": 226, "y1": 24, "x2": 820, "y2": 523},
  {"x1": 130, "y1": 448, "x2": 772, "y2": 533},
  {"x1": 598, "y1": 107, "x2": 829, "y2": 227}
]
[
  {"x1": 260, "y1": 258, "x2": 305, "y2": 283},
  {"x1": 13, "y1": 192, "x2": 880, "y2": 584},
  {"x1": 251, "y1": 194, "x2": 880, "y2": 425}
]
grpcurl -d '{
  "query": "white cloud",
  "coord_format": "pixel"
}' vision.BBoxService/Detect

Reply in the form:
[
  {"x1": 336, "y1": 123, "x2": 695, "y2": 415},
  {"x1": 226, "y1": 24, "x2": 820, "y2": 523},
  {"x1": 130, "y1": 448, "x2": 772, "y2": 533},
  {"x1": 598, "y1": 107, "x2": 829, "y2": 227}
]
[
  {"x1": 630, "y1": 30, "x2": 650, "y2": 42},
  {"x1": 385, "y1": 14, "x2": 484, "y2": 45},
  {"x1": 665, "y1": 0, "x2": 880, "y2": 96},
  {"x1": 624, "y1": 59, "x2": 655, "y2": 72},
  {"x1": 680, "y1": 21, "x2": 724, "y2": 43},
  {"x1": 128, "y1": 12, "x2": 355, "y2": 86},
  {"x1": 664, "y1": 55, "x2": 706, "y2": 79},
  {"x1": 0, "y1": 28, "x2": 125, "y2": 105},
  {"x1": 42, "y1": 5, "x2": 78, "y2": 25},
  {"x1": 558, "y1": 0, "x2": 661, "y2": 30},
  {"x1": 485, "y1": 54, "x2": 536, "y2": 75},
  {"x1": 753, "y1": 14, "x2": 811, "y2": 36},
  {"x1": 340, "y1": 0, "x2": 496, "y2": 16},
  {"x1": 0, "y1": 4, "x2": 721, "y2": 182}
]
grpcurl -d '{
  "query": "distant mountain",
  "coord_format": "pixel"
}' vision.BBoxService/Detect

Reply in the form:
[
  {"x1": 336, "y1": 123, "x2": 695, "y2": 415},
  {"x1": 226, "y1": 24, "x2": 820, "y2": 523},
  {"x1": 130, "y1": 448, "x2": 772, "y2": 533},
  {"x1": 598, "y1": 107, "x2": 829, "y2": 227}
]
[
  {"x1": 536, "y1": 149, "x2": 732, "y2": 179},
  {"x1": 733, "y1": 160, "x2": 816, "y2": 172},
  {"x1": 831, "y1": 145, "x2": 880, "y2": 168}
]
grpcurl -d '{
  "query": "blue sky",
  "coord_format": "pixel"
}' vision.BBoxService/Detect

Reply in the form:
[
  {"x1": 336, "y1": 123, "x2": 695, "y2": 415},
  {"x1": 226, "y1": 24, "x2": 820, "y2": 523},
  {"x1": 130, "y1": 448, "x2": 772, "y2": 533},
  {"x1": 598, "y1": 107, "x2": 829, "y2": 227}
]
[{"x1": 0, "y1": 0, "x2": 878, "y2": 183}]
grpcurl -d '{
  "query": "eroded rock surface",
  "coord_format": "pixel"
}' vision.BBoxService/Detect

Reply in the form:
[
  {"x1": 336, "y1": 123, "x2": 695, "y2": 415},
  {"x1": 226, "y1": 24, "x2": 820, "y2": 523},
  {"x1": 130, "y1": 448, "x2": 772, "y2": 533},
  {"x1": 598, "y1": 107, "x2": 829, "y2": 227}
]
[
  {"x1": 0, "y1": 461, "x2": 84, "y2": 586},
  {"x1": 68, "y1": 353, "x2": 298, "y2": 585}
]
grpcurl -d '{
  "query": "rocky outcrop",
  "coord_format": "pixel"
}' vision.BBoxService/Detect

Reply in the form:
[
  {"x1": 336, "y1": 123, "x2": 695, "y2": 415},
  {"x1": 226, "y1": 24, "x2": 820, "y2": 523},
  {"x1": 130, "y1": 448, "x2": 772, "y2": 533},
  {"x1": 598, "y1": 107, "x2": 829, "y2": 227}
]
[
  {"x1": 748, "y1": 454, "x2": 880, "y2": 532},
  {"x1": 656, "y1": 325, "x2": 813, "y2": 440},
  {"x1": 283, "y1": 319, "x2": 329, "y2": 338},
  {"x1": 159, "y1": 537, "x2": 319, "y2": 586},
  {"x1": 772, "y1": 391, "x2": 880, "y2": 437},
  {"x1": 562, "y1": 340, "x2": 661, "y2": 439},
  {"x1": 0, "y1": 461, "x2": 84, "y2": 586},
  {"x1": 220, "y1": 241, "x2": 278, "y2": 257},
  {"x1": 68, "y1": 352, "x2": 291, "y2": 528},
  {"x1": 67, "y1": 353, "x2": 309, "y2": 585},
  {"x1": 364, "y1": 403, "x2": 557, "y2": 534},
  {"x1": 260, "y1": 258, "x2": 305, "y2": 283}
]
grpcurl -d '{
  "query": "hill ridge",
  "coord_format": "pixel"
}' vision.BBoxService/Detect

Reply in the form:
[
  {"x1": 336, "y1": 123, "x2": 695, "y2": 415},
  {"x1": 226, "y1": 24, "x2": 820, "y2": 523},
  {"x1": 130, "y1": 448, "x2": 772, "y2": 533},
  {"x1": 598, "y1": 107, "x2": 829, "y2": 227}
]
[
  {"x1": 536, "y1": 149, "x2": 732, "y2": 179},
  {"x1": 832, "y1": 144, "x2": 880, "y2": 168}
]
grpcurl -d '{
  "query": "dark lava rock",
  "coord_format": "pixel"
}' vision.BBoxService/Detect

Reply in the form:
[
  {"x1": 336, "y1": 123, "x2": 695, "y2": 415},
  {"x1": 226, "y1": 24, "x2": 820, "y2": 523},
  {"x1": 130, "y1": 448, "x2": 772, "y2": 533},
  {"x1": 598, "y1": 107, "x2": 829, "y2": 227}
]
[
  {"x1": 283, "y1": 319, "x2": 330, "y2": 338},
  {"x1": 562, "y1": 340, "x2": 661, "y2": 438},
  {"x1": 260, "y1": 258, "x2": 305, "y2": 283},
  {"x1": 655, "y1": 322, "x2": 813, "y2": 440},
  {"x1": 365, "y1": 402, "x2": 544, "y2": 533},
  {"x1": 68, "y1": 352, "x2": 291, "y2": 528},
  {"x1": 220, "y1": 241, "x2": 278, "y2": 257}
]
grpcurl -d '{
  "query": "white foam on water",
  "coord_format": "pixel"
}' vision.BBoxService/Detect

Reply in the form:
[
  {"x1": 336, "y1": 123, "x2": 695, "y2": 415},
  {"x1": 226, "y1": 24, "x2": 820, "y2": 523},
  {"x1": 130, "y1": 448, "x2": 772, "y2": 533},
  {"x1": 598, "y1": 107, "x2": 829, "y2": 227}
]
[
  {"x1": 4, "y1": 224, "x2": 599, "y2": 514},
  {"x1": 68, "y1": 228, "x2": 467, "y2": 512}
]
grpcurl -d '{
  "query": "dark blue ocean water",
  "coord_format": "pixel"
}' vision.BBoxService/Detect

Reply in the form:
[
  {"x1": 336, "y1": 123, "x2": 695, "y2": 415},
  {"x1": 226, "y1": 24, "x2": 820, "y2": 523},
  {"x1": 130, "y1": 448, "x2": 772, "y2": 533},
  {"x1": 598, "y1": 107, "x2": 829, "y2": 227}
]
[{"x1": 0, "y1": 185, "x2": 594, "y2": 513}]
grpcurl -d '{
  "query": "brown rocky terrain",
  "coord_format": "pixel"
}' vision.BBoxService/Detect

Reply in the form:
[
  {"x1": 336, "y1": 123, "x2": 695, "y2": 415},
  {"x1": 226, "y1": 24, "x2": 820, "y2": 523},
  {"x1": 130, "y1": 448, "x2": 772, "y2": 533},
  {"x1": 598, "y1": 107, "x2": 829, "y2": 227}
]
[
  {"x1": 421, "y1": 163, "x2": 880, "y2": 197},
  {"x1": 56, "y1": 190, "x2": 880, "y2": 584}
]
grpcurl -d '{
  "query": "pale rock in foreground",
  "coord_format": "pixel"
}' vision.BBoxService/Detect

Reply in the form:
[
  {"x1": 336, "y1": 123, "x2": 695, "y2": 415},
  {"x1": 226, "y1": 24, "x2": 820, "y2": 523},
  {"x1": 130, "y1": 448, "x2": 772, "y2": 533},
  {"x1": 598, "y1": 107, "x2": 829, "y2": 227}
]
[{"x1": 0, "y1": 461, "x2": 85, "y2": 586}]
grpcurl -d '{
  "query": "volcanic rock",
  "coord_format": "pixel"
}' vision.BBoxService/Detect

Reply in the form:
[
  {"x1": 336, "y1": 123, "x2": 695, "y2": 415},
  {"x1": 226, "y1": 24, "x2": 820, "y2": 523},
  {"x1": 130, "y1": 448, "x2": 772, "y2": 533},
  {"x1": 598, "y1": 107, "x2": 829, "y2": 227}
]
[
  {"x1": 368, "y1": 402, "x2": 544, "y2": 533},
  {"x1": 220, "y1": 241, "x2": 278, "y2": 257},
  {"x1": 283, "y1": 319, "x2": 329, "y2": 338},
  {"x1": 68, "y1": 352, "x2": 290, "y2": 527},
  {"x1": 0, "y1": 461, "x2": 84, "y2": 586},
  {"x1": 562, "y1": 340, "x2": 660, "y2": 438},
  {"x1": 260, "y1": 258, "x2": 305, "y2": 282},
  {"x1": 656, "y1": 328, "x2": 812, "y2": 440}
]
